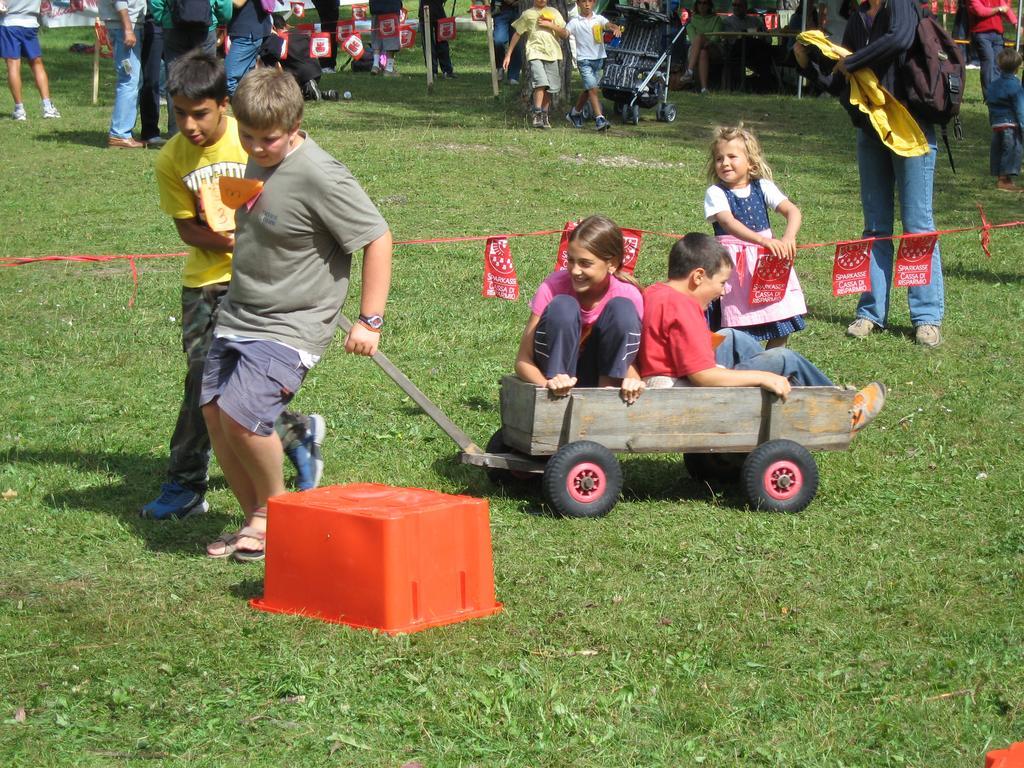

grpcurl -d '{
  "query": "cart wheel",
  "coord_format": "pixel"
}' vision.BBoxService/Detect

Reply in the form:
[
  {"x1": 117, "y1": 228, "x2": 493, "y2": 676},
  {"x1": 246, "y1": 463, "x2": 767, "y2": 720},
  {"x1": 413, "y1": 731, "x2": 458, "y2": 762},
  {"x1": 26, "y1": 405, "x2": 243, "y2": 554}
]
[
  {"x1": 542, "y1": 441, "x2": 622, "y2": 518},
  {"x1": 684, "y1": 452, "x2": 746, "y2": 483},
  {"x1": 628, "y1": 104, "x2": 640, "y2": 125},
  {"x1": 580, "y1": 101, "x2": 593, "y2": 120},
  {"x1": 656, "y1": 103, "x2": 677, "y2": 123},
  {"x1": 485, "y1": 428, "x2": 535, "y2": 486},
  {"x1": 741, "y1": 440, "x2": 819, "y2": 513}
]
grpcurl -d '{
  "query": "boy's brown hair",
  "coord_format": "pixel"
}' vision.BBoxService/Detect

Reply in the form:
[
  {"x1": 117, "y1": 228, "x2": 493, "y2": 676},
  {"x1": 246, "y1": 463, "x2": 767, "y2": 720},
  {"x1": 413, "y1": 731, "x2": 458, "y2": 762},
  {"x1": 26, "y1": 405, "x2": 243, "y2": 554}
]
[
  {"x1": 997, "y1": 48, "x2": 1023, "y2": 75},
  {"x1": 232, "y1": 68, "x2": 304, "y2": 131},
  {"x1": 667, "y1": 233, "x2": 731, "y2": 280}
]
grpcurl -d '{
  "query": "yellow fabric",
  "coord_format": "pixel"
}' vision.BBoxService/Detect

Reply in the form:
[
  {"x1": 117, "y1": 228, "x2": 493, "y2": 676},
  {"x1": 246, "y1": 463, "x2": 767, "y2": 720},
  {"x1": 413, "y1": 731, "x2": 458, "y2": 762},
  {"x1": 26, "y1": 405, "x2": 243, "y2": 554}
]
[
  {"x1": 154, "y1": 116, "x2": 247, "y2": 288},
  {"x1": 797, "y1": 29, "x2": 928, "y2": 158},
  {"x1": 513, "y1": 7, "x2": 566, "y2": 62}
]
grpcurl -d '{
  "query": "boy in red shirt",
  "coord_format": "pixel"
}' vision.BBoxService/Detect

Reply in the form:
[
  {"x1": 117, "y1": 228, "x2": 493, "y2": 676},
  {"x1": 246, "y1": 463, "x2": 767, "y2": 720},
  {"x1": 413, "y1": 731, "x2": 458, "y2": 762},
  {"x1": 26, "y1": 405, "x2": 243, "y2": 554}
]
[{"x1": 638, "y1": 233, "x2": 885, "y2": 430}]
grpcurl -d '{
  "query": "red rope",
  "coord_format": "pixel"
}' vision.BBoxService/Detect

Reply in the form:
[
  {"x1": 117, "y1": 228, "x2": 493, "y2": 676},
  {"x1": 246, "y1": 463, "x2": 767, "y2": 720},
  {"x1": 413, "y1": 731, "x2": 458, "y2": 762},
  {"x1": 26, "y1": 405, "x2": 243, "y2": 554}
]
[{"x1": 2, "y1": 219, "x2": 1020, "y2": 276}]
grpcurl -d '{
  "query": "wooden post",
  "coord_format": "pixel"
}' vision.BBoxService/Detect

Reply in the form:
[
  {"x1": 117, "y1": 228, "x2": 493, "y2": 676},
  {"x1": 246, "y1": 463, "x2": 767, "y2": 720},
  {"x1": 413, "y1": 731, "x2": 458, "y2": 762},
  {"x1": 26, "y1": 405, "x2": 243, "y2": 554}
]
[
  {"x1": 486, "y1": 10, "x2": 499, "y2": 96},
  {"x1": 424, "y1": 5, "x2": 434, "y2": 91},
  {"x1": 92, "y1": 23, "x2": 101, "y2": 105}
]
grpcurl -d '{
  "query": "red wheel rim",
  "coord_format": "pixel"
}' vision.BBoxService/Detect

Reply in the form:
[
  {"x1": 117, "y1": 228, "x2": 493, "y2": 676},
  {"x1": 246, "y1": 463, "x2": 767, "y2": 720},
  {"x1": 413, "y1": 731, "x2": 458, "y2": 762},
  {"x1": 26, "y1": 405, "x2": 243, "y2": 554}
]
[
  {"x1": 566, "y1": 461, "x2": 606, "y2": 504},
  {"x1": 762, "y1": 460, "x2": 803, "y2": 501}
]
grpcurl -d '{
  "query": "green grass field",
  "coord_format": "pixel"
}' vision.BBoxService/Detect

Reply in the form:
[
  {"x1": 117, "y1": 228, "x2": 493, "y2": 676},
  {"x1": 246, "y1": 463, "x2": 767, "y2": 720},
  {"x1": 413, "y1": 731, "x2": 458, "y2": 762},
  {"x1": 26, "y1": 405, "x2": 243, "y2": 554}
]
[{"x1": 1, "y1": 23, "x2": 1023, "y2": 767}]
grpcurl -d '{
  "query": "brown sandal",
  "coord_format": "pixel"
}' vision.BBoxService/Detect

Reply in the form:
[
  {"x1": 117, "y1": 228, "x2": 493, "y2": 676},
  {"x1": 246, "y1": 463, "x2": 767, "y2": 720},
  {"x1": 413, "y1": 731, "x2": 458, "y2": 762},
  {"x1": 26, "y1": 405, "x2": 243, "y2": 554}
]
[
  {"x1": 206, "y1": 532, "x2": 240, "y2": 559},
  {"x1": 232, "y1": 526, "x2": 267, "y2": 563}
]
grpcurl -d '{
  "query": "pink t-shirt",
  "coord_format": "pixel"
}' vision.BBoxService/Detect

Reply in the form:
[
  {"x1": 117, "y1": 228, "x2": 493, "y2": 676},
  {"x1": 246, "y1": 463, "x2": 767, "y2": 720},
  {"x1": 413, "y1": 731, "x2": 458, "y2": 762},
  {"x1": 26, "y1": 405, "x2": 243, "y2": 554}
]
[{"x1": 529, "y1": 270, "x2": 644, "y2": 327}]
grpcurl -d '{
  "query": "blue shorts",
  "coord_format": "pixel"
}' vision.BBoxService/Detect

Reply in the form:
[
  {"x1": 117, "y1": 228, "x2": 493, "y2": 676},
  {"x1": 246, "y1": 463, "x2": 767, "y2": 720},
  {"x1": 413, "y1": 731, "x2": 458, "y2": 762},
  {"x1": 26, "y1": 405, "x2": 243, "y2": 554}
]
[
  {"x1": 200, "y1": 337, "x2": 309, "y2": 436},
  {"x1": 0, "y1": 26, "x2": 42, "y2": 61},
  {"x1": 577, "y1": 57, "x2": 604, "y2": 90}
]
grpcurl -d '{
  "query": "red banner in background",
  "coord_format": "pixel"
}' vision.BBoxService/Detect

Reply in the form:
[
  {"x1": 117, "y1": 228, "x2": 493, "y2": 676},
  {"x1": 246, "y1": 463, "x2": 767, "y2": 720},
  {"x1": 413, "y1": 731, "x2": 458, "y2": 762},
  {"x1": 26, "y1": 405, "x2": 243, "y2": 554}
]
[
  {"x1": 470, "y1": 4, "x2": 488, "y2": 21},
  {"x1": 309, "y1": 32, "x2": 332, "y2": 58},
  {"x1": 482, "y1": 237, "x2": 519, "y2": 300},
  {"x1": 748, "y1": 249, "x2": 792, "y2": 305},
  {"x1": 620, "y1": 229, "x2": 642, "y2": 274},
  {"x1": 894, "y1": 233, "x2": 936, "y2": 287},
  {"x1": 352, "y1": 4, "x2": 367, "y2": 20},
  {"x1": 398, "y1": 24, "x2": 416, "y2": 48},
  {"x1": 290, "y1": 2, "x2": 304, "y2": 17},
  {"x1": 554, "y1": 221, "x2": 578, "y2": 271},
  {"x1": 832, "y1": 240, "x2": 872, "y2": 296},
  {"x1": 341, "y1": 33, "x2": 364, "y2": 60},
  {"x1": 437, "y1": 17, "x2": 457, "y2": 41},
  {"x1": 378, "y1": 12, "x2": 399, "y2": 37}
]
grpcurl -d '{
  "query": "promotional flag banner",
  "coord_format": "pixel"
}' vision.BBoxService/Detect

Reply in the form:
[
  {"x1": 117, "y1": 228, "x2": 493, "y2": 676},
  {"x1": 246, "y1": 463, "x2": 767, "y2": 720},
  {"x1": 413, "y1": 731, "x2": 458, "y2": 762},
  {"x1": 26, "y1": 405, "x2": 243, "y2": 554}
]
[
  {"x1": 437, "y1": 17, "x2": 456, "y2": 41},
  {"x1": 482, "y1": 237, "x2": 519, "y2": 300},
  {"x1": 341, "y1": 33, "x2": 364, "y2": 59},
  {"x1": 831, "y1": 240, "x2": 872, "y2": 296},
  {"x1": 470, "y1": 4, "x2": 487, "y2": 20},
  {"x1": 398, "y1": 24, "x2": 416, "y2": 47},
  {"x1": 336, "y1": 20, "x2": 355, "y2": 38},
  {"x1": 620, "y1": 229, "x2": 642, "y2": 274},
  {"x1": 378, "y1": 12, "x2": 399, "y2": 37},
  {"x1": 309, "y1": 31, "x2": 332, "y2": 58},
  {"x1": 290, "y1": 1, "x2": 304, "y2": 17},
  {"x1": 352, "y1": 4, "x2": 367, "y2": 20},
  {"x1": 894, "y1": 233, "x2": 936, "y2": 288},
  {"x1": 748, "y1": 249, "x2": 792, "y2": 306},
  {"x1": 554, "y1": 221, "x2": 578, "y2": 271}
]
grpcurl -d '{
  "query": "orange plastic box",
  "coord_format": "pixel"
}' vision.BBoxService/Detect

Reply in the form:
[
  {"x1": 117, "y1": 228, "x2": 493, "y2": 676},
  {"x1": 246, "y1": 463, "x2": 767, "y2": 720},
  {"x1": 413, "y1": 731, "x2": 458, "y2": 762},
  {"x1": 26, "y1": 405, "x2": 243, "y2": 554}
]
[
  {"x1": 250, "y1": 483, "x2": 503, "y2": 634},
  {"x1": 987, "y1": 742, "x2": 1024, "y2": 768}
]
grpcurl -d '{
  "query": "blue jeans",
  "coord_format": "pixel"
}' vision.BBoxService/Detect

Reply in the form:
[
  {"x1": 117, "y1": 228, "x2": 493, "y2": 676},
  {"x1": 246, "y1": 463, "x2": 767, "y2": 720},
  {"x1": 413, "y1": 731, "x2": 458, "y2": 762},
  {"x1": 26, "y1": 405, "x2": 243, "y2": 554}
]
[
  {"x1": 714, "y1": 329, "x2": 834, "y2": 386},
  {"x1": 991, "y1": 127, "x2": 1023, "y2": 176},
  {"x1": 855, "y1": 126, "x2": 945, "y2": 328},
  {"x1": 225, "y1": 33, "x2": 266, "y2": 96},
  {"x1": 974, "y1": 31, "x2": 1003, "y2": 98},
  {"x1": 492, "y1": 7, "x2": 522, "y2": 81},
  {"x1": 108, "y1": 23, "x2": 143, "y2": 139}
]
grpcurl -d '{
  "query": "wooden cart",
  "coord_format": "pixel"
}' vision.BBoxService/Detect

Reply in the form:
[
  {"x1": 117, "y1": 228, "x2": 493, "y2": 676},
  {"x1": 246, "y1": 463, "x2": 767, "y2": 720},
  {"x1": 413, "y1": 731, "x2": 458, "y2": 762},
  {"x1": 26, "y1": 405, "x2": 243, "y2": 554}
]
[
  {"x1": 457, "y1": 376, "x2": 857, "y2": 517},
  {"x1": 344, "y1": 318, "x2": 858, "y2": 519}
]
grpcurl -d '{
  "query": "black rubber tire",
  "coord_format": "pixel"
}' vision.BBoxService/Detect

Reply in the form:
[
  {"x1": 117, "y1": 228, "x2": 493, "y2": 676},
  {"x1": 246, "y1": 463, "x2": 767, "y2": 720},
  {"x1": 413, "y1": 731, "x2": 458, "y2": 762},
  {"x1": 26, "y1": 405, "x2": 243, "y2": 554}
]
[
  {"x1": 684, "y1": 452, "x2": 746, "y2": 483},
  {"x1": 484, "y1": 429, "x2": 534, "y2": 486},
  {"x1": 661, "y1": 103, "x2": 677, "y2": 123},
  {"x1": 741, "y1": 440, "x2": 819, "y2": 513},
  {"x1": 628, "y1": 104, "x2": 640, "y2": 125},
  {"x1": 542, "y1": 441, "x2": 622, "y2": 518}
]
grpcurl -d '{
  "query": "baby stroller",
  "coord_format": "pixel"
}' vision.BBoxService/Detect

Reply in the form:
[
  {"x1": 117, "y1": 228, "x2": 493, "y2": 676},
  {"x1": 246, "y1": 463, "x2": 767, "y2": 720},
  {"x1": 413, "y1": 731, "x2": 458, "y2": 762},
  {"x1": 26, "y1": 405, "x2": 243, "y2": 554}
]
[{"x1": 599, "y1": 1, "x2": 685, "y2": 124}]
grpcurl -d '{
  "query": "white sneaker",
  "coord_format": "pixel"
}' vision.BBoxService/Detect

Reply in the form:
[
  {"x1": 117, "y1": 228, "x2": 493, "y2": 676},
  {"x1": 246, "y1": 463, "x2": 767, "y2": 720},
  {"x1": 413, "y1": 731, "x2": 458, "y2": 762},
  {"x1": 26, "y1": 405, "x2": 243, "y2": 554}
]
[
  {"x1": 42, "y1": 103, "x2": 61, "y2": 119},
  {"x1": 12, "y1": 105, "x2": 26, "y2": 121}
]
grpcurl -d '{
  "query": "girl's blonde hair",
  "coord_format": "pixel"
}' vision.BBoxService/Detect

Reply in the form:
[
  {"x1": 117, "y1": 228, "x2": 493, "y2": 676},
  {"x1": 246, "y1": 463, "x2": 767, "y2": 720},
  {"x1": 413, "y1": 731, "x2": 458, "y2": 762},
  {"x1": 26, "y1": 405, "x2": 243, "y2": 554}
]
[
  {"x1": 568, "y1": 215, "x2": 643, "y2": 291},
  {"x1": 705, "y1": 123, "x2": 773, "y2": 185}
]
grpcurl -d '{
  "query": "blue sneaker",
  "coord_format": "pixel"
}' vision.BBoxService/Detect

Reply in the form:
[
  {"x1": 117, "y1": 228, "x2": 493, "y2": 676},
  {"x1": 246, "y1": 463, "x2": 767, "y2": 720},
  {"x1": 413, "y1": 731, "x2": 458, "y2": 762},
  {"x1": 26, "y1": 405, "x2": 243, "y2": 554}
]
[
  {"x1": 140, "y1": 482, "x2": 209, "y2": 520},
  {"x1": 286, "y1": 413, "x2": 326, "y2": 491}
]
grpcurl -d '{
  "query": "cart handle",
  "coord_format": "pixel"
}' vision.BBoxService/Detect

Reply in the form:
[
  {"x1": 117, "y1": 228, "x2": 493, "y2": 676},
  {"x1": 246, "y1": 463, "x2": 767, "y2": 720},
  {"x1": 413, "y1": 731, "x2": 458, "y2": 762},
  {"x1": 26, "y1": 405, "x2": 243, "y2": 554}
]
[{"x1": 339, "y1": 315, "x2": 484, "y2": 455}]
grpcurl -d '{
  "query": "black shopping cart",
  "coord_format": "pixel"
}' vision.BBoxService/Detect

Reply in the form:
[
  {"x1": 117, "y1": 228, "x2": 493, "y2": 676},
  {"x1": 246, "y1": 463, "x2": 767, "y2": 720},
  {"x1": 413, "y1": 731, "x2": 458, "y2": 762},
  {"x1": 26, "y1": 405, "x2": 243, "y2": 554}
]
[{"x1": 599, "y1": 2, "x2": 685, "y2": 124}]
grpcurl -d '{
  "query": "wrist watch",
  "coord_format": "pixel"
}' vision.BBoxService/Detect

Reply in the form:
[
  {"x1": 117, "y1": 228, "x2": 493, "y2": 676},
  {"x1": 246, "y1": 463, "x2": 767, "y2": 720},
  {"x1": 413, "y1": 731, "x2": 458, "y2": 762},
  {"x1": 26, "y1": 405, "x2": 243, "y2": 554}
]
[{"x1": 358, "y1": 313, "x2": 384, "y2": 332}]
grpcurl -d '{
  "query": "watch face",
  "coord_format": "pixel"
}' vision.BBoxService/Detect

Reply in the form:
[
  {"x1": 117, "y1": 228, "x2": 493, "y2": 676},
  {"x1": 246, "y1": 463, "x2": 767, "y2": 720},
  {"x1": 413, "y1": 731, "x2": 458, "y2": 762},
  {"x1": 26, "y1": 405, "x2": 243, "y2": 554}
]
[{"x1": 360, "y1": 314, "x2": 384, "y2": 330}]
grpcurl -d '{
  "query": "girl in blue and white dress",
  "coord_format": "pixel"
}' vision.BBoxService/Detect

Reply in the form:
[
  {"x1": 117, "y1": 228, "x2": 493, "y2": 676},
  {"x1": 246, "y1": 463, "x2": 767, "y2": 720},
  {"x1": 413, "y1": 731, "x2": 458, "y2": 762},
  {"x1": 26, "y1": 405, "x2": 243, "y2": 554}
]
[{"x1": 704, "y1": 124, "x2": 807, "y2": 349}]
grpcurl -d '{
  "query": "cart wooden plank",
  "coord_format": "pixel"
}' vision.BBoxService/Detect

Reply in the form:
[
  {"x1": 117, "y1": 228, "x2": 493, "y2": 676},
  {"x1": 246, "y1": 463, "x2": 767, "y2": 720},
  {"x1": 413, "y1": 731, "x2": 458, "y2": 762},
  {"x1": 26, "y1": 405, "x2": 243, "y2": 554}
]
[{"x1": 499, "y1": 375, "x2": 855, "y2": 456}]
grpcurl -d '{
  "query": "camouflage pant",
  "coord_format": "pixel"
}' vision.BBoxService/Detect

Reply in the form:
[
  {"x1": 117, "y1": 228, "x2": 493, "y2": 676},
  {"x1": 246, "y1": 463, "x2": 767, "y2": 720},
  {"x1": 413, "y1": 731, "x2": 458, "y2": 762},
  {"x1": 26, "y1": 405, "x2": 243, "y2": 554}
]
[{"x1": 166, "y1": 284, "x2": 308, "y2": 493}]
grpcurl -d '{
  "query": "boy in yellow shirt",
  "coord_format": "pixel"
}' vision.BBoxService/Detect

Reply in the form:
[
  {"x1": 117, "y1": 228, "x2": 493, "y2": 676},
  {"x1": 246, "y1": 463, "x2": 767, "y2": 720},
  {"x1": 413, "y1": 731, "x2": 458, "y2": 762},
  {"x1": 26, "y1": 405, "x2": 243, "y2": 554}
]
[
  {"x1": 146, "y1": 50, "x2": 324, "y2": 520},
  {"x1": 503, "y1": 0, "x2": 568, "y2": 128}
]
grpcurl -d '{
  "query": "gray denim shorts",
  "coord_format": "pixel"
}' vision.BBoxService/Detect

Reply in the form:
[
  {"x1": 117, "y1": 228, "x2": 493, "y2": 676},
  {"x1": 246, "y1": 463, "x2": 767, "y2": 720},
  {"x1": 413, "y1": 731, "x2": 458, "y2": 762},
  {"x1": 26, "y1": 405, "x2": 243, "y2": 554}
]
[{"x1": 200, "y1": 337, "x2": 308, "y2": 436}]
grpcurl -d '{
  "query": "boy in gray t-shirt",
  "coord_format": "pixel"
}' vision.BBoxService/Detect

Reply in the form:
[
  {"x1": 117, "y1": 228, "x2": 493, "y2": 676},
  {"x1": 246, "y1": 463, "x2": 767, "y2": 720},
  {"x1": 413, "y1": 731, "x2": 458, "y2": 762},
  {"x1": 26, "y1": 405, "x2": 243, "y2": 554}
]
[{"x1": 199, "y1": 68, "x2": 393, "y2": 562}]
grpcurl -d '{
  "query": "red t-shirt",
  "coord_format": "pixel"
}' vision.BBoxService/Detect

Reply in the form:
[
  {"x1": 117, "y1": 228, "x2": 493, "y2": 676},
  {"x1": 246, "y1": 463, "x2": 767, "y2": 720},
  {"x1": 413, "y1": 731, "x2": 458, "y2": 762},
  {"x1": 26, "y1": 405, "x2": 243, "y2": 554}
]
[
  {"x1": 969, "y1": 0, "x2": 1016, "y2": 35},
  {"x1": 638, "y1": 283, "x2": 716, "y2": 379}
]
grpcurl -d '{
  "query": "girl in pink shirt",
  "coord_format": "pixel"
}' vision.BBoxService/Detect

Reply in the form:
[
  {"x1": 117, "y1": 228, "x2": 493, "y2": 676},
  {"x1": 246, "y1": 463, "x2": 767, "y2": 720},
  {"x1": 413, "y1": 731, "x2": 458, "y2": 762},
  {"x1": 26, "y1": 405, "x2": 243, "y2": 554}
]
[{"x1": 515, "y1": 215, "x2": 645, "y2": 403}]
